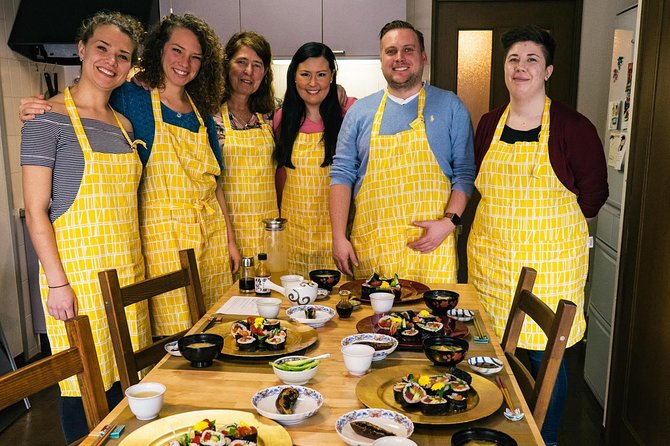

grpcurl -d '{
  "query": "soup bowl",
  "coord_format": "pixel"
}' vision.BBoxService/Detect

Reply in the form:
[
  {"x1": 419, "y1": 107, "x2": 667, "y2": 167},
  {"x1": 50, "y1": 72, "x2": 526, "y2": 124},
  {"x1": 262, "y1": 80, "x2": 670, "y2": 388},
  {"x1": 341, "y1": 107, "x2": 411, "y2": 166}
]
[
  {"x1": 422, "y1": 336, "x2": 469, "y2": 367},
  {"x1": 309, "y1": 269, "x2": 341, "y2": 291},
  {"x1": 423, "y1": 290, "x2": 459, "y2": 315},
  {"x1": 178, "y1": 333, "x2": 224, "y2": 368}
]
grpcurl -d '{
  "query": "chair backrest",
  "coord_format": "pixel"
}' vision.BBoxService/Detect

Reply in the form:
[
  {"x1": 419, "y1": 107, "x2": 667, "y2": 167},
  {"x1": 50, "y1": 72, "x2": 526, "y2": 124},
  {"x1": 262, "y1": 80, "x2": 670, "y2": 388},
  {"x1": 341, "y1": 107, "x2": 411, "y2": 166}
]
[
  {"x1": 98, "y1": 248, "x2": 205, "y2": 391},
  {"x1": 501, "y1": 266, "x2": 577, "y2": 430},
  {"x1": 0, "y1": 315, "x2": 108, "y2": 432}
]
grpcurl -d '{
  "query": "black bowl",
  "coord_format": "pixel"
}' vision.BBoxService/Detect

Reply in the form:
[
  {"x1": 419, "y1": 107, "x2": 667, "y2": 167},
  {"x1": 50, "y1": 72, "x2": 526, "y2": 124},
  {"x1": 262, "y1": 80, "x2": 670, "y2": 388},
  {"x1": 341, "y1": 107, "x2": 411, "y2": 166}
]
[
  {"x1": 451, "y1": 427, "x2": 517, "y2": 446},
  {"x1": 423, "y1": 290, "x2": 459, "y2": 315},
  {"x1": 178, "y1": 333, "x2": 224, "y2": 368},
  {"x1": 309, "y1": 269, "x2": 341, "y2": 291},
  {"x1": 423, "y1": 336, "x2": 469, "y2": 367}
]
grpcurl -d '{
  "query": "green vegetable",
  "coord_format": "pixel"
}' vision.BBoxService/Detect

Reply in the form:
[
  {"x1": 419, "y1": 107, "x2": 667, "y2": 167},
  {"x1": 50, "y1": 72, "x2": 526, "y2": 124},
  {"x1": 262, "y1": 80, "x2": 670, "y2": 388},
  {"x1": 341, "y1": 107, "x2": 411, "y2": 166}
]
[
  {"x1": 389, "y1": 274, "x2": 400, "y2": 287},
  {"x1": 270, "y1": 358, "x2": 320, "y2": 371}
]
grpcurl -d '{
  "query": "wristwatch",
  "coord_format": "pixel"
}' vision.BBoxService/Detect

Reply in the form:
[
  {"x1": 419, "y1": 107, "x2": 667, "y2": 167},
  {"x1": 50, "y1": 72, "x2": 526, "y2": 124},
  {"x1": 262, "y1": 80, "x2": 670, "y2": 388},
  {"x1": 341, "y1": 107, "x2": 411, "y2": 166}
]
[{"x1": 444, "y1": 212, "x2": 461, "y2": 226}]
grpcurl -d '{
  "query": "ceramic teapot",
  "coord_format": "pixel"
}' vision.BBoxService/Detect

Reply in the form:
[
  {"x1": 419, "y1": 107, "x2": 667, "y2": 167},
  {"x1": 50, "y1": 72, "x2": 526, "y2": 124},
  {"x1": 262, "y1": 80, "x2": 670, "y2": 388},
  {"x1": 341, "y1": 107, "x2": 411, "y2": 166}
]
[{"x1": 264, "y1": 279, "x2": 319, "y2": 306}]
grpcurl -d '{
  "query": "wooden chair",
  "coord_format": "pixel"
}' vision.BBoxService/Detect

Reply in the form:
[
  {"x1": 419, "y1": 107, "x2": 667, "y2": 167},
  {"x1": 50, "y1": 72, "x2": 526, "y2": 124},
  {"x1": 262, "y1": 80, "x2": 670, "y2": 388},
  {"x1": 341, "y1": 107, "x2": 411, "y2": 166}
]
[
  {"x1": 0, "y1": 315, "x2": 108, "y2": 443},
  {"x1": 501, "y1": 266, "x2": 577, "y2": 430},
  {"x1": 98, "y1": 248, "x2": 205, "y2": 391}
]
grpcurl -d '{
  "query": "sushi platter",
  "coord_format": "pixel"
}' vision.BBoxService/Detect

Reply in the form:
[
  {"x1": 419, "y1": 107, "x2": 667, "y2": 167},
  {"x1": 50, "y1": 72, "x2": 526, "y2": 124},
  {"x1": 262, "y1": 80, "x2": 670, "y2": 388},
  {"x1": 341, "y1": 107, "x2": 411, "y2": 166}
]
[
  {"x1": 338, "y1": 279, "x2": 430, "y2": 304},
  {"x1": 206, "y1": 318, "x2": 318, "y2": 359},
  {"x1": 118, "y1": 409, "x2": 291, "y2": 445},
  {"x1": 355, "y1": 365, "x2": 503, "y2": 425}
]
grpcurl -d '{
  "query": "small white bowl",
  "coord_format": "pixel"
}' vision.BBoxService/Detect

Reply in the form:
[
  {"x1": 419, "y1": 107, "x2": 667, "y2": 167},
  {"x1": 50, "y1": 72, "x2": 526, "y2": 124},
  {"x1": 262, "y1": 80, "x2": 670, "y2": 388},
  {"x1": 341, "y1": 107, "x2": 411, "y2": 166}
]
[
  {"x1": 281, "y1": 274, "x2": 304, "y2": 290},
  {"x1": 256, "y1": 297, "x2": 282, "y2": 318},
  {"x1": 271, "y1": 355, "x2": 319, "y2": 385},
  {"x1": 468, "y1": 356, "x2": 504, "y2": 375},
  {"x1": 335, "y1": 408, "x2": 414, "y2": 446},
  {"x1": 373, "y1": 437, "x2": 419, "y2": 446},
  {"x1": 251, "y1": 385, "x2": 323, "y2": 425},
  {"x1": 341, "y1": 344, "x2": 375, "y2": 376},
  {"x1": 369, "y1": 292, "x2": 395, "y2": 314},
  {"x1": 341, "y1": 333, "x2": 398, "y2": 361},
  {"x1": 164, "y1": 340, "x2": 181, "y2": 357},
  {"x1": 125, "y1": 382, "x2": 166, "y2": 420},
  {"x1": 286, "y1": 305, "x2": 336, "y2": 328}
]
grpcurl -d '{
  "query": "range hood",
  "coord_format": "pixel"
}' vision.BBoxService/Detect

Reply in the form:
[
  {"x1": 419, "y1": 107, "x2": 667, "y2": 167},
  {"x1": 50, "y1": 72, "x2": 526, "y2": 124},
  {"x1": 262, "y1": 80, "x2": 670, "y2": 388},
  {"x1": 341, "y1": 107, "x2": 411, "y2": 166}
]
[{"x1": 8, "y1": 0, "x2": 160, "y2": 65}]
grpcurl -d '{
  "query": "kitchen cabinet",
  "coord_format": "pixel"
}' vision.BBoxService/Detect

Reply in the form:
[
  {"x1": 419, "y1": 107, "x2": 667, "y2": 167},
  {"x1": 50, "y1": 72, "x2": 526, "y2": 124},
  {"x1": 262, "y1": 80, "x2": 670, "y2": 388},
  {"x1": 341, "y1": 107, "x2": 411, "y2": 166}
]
[
  {"x1": 322, "y1": 0, "x2": 407, "y2": 57},
  {"x1": 240, "y1": 0, "x2": 321, "y2": 58},
  {"x1": 159, "y1": 0, "x2": 241, "y2": 44}
]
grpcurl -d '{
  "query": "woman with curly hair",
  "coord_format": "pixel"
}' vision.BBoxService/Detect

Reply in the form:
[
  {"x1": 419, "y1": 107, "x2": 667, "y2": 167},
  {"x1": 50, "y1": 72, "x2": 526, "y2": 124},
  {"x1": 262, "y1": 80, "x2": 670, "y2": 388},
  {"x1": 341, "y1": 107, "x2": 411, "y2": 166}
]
[
  {"x1": 21, "y1": 11, "x2": 149, "y2": 442},
  {"x1": 20, "y1": 14, "x2": 239, "y2": 336},
  {"x1": 214, "y1": 31, "x2": 279, "y2": 260},
  {"x1": 273, "y1": 42, "x2": 356, "y2": 276}
]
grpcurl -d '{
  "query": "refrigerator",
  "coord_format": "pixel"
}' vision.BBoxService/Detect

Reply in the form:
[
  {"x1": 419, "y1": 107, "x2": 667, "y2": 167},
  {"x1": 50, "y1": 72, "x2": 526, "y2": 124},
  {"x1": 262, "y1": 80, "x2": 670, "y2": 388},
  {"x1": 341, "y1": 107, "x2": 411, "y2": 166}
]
[{"x1": 583, "y1": 4, "x2": 639, "y2": 410}]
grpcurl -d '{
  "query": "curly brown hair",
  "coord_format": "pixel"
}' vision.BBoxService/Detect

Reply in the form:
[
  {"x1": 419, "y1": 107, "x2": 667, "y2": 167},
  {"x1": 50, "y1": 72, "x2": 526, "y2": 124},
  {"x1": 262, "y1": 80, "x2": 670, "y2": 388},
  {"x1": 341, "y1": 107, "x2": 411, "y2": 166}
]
[
  {"x1": 77, "y1": 10, "x2": 145, "y2": 64},
  {"x1": 221, "y1": 31, "x2": 275, "y2": 114},
  {"x1": 135, "y1": 13, "x2": 224, "y2": 116}
]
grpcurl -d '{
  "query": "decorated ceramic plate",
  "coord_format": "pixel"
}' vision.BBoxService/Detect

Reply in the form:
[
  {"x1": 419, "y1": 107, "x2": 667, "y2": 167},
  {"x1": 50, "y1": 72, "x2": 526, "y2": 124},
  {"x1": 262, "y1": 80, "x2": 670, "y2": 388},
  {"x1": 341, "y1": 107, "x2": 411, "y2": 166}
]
[
  {"x1": 335, "y1": 408, "x2": 414, "y2": 446},
  {"x1": 339, "y1": 279, "x2": 430, "y2": 304},
  {"x1": 286, "y1": 305, "x2": 336, "y2": 328},
  {"x1": 445, "y1": 308, "x2": 475, "y2": 322},
  {"x1": 164, "y1": 340, "x2": 181, "y2": 357},
  {"x1": 341, "y1": 333, "x2": 399, "y2": 361},
  {"x1": 356, "y1": 364, "x2": 502, "y2": 425},
  {"x1": 207, "y1": 319, "x2": 318, "y2": 359},
  {"x1": 252, "y1": 385, "x2": 323, "y2": 425},
  {"x1": 118, "y1": 409, "x2": 292, "y2": 445}
]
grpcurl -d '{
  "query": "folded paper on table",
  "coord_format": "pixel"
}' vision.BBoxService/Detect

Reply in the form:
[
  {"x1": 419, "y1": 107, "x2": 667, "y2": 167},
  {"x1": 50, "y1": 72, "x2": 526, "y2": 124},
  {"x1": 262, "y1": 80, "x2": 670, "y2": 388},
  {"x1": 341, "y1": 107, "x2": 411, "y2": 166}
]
[{"x1": 216, "y1": 296, "x2": 261, "y2": 315}]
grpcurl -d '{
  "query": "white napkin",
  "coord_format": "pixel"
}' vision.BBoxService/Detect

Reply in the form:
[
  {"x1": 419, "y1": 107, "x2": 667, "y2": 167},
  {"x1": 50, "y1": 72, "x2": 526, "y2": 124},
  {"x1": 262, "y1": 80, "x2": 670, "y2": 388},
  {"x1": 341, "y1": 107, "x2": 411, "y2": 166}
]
[{"x1": 216, "y1": 296, "x2": 260, "y2": 316}]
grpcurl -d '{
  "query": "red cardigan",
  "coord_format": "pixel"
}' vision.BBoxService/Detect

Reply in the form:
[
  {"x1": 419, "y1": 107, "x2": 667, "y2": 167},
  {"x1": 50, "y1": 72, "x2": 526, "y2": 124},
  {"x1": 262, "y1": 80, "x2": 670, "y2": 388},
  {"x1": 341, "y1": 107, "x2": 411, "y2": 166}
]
[{"x1": 474, "y1": 100, "x2": 609, "y2": 218}]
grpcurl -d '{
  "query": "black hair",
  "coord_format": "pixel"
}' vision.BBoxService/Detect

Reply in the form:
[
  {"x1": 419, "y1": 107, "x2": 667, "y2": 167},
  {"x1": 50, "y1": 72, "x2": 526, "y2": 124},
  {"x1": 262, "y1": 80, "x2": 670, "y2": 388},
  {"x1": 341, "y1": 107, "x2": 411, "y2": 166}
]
[
  {"x1": 501, "y1": 25, "x2": 555, "y2": 66},
  {"x1": 379, "y1": 20, "x2": 425, "y2": 52},
  {"x1": 273, "y1": 42, "x2": 342, "y2": 169}
]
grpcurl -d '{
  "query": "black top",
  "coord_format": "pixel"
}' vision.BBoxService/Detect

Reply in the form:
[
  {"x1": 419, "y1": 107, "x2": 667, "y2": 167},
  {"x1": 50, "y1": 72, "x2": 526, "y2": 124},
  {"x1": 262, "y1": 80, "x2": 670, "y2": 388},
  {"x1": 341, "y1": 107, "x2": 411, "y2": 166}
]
[{"x1": 500, "y1": 125, "x2": 541, "y2": 143}]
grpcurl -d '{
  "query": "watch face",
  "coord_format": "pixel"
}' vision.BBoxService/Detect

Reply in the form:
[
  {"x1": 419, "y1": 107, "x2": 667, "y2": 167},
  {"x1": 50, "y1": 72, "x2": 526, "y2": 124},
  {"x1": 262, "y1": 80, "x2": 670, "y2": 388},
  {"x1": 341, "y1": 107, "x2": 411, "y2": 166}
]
[{"x1": 446, "y1": 212, "x2": 461, "y2": 225}]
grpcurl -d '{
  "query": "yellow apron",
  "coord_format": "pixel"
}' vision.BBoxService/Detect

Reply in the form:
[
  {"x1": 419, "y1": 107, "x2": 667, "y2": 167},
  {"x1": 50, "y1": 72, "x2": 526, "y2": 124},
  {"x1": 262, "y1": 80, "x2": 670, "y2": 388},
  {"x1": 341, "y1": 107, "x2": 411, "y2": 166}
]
[
  {"x1": 351, "y1": 89, "x2": 457, "y2": 282},
  {"x1": 219, "y1": 103, "x2": 278, "y2": 259},
  {"x1": 281, "y1": 132, "x2": 337, "y2": 276},
  {"x1": 140, "y1": 89, "x2": 232, "y2": 336},
  {"x1": 39, "y1": 87, "x2": 150, "y2": 396},
  {"x1": 467, "y1": 97, "x2": 588, "y2": 349}
]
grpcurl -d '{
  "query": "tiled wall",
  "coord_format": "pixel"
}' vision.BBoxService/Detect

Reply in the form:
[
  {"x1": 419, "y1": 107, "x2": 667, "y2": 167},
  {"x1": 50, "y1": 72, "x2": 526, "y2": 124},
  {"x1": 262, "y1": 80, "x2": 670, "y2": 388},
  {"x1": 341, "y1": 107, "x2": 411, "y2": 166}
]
[{"x1": 0, "y1": 0, "x2": 43, "y2": 358}]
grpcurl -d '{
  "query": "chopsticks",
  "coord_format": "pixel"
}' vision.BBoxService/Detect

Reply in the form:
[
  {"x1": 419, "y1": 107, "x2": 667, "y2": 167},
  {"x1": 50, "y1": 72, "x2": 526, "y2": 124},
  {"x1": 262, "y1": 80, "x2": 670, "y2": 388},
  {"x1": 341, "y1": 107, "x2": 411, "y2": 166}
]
[
  {"x1": 90, "y1": 423, "x2": 116, "y2": 446},
  {"x1": 496, "y1": 376, "x2": 514, "y2": 409},
  {"x1": 472, "y1": 313, "x2": 489, "y2": 343}
]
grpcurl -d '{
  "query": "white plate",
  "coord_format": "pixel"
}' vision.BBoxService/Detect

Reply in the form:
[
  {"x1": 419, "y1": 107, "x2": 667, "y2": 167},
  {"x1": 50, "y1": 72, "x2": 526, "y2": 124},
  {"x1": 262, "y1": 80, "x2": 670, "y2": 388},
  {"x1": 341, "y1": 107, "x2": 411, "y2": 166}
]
[
  {"x1": 445, "y1": 308, "x2": 474, "y2": 322},
  {"x1": 467, "y1": 356, "x2": 504, "y2": 375},
  {"x1": 286, "y1": 305, "x2": 336, "y2": 328},
  {"x1": 251, "y1": 385, "x2": 323, "y2": 425},
  {"x1": 164, "y1": 340, "x2": 181, "y2": 357},
  {"x1": 341, "y1": 333, "x2": 398, "y2": 361},
  {"x1": 316, "y1": 288, "x2": 330, "y2": 300},
  {"x1": 336, "y1": 408, "x2": 414, "y2": 446}
]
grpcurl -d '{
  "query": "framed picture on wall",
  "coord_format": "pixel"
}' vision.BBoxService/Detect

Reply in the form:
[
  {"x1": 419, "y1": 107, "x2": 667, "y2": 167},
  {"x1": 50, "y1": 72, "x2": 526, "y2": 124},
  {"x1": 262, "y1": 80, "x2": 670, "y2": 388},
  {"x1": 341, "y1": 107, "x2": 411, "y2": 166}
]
[{"x1": 608, "y1": 100, "x2": 621, "y2": 130}]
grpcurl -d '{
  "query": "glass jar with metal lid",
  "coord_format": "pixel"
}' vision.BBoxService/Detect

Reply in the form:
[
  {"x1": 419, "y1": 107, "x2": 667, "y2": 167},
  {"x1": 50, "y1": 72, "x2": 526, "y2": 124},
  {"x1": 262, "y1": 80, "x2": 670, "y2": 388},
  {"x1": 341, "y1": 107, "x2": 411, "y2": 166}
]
[{"x1": 263, "y1": 218, "x2": 288, "y2": 274}]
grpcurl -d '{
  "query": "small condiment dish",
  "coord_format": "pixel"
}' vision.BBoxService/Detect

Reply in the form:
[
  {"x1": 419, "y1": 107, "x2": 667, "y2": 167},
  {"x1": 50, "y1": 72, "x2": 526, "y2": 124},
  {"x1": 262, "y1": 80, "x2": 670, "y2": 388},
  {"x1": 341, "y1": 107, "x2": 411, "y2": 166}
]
[
  {"x1": 335, "y1": 408, "x2": 414, "y2": 446},
  {"x1": 252, "y1": 385, "x2": 323, "y2": 425},
  {"x1": 125, "y1": 382, "x2": 166, "y2": 420},
  {"x1": 270, "y1": 355, "x2": 320, "y2": 385},
  {"x1": 467, "y1": 356, "x2": 503, "y2": 375},
  {"x1": 341, "y1": 344, "x2": 375, "y2": 376},
  {"x1": 164, "y1": 340, "x2": 181, "y2": 357},
  {"x1": 341, "y1": 333, "x2": 398, "y2": 361},
  {"x1": 369, "y1": 292, "x2": 395, "y2": 314},
  {"x1": 286, "y1": 305, "x2": 336, "y2": 328},
  {"x1": 372, "y1": 437, "x2": 419, "y2": 446}
]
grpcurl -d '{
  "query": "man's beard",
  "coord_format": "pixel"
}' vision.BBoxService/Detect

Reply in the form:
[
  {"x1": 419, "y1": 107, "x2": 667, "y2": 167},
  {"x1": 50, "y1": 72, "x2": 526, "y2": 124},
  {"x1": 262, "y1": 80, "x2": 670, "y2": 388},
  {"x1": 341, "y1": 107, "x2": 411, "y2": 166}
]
[{"x1": 387, "y1": 71, "x2": 423, "y2": 92}]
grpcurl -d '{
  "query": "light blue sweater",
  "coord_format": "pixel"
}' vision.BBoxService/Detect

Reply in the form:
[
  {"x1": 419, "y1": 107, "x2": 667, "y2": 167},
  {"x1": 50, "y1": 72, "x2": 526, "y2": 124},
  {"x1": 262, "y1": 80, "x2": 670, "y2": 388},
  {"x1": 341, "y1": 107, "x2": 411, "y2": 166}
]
[{"x1": 330, "y1": 84, "x2": 475, "y2": 197}]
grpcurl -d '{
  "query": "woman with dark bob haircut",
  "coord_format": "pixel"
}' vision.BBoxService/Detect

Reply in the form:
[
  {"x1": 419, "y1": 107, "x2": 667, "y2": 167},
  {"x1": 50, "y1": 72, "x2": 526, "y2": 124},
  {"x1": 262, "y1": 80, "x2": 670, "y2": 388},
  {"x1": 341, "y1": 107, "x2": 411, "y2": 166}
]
[
  {"x1": 273, "y1": 42, "x2": 356, "y2": 276},
  {"x1": 214, "y1": 31, "x2": 279, "y2": 260},
  {"x1": 468, "y1": 24, "x2": 608, "y2": 446}
]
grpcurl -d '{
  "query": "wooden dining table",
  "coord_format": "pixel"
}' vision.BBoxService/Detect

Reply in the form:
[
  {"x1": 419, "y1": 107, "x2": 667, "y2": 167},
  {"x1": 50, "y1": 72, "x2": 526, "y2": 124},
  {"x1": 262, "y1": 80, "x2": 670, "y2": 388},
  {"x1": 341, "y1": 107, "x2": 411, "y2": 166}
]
[{"x1": 81, "y1": 280, "x2": 545, "y2": 445}]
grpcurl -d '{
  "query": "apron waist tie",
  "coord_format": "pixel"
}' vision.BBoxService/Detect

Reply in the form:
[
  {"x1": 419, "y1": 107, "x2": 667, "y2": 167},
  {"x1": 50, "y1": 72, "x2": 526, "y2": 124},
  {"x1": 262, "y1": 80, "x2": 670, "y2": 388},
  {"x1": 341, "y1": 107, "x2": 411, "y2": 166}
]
[{"x1": 152, "y1": 199, "x2": 216, "y2": 248}]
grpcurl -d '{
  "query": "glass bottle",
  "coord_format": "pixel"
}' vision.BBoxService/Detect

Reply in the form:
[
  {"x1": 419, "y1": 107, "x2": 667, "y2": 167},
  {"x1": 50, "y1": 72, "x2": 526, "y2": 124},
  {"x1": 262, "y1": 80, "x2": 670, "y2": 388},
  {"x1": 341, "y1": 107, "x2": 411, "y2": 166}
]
[
  {"x1": 336, "y1": 295, "x2": 354, "y2": 318},
  {"x1": 254, "y1": 253, "x2": 272, "y2": 296},
  {"x1": 239, "y1": 256, "x2": 255, "y2": 294},
  {"x1": 263, "y1": 218, "x2": 288, "y2": 274}
]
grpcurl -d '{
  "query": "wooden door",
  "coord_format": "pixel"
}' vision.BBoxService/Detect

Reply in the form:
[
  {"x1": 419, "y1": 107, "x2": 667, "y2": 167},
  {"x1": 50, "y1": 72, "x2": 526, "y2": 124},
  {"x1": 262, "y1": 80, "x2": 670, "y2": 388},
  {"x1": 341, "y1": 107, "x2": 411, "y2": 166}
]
[
  {"x1": 606, "y1": 0, "x2": 670, "y2": 443},
  {"x1": 431, "y1": 0, "x2": 582, "y2": 281}
]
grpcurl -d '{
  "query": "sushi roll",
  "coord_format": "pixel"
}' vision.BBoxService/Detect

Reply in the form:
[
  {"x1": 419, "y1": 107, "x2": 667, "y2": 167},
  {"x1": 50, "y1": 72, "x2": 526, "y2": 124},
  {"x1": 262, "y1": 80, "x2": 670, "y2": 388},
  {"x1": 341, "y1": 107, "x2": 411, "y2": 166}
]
[
  {"x1": 305, "y1": 307, "x2": 317, "y2": 319},
  {"x1": 401, "y1": 381, "x2": 426, "y2": 408},
  {"x1": 221, "y1": 423, "x2": 258, "y2": 443},
  {"x1": 450, "y1": 379, "x2": 470, "y2": 396},
  {"x1": 265, "y1": 334, "x2": 286, "y2": 351},
  {"x1": 400, "y1": 328, "x2": 421, "y2": 343},
  {"x1": 417, "y1": 321, "x2": 443, "y2": 336},
  {"x1": 445, "y1": 367, "x2": 473, "y2": 385},
  {"x1": 236, "y1": 335, "x2": 258, "y2": 351},
  {"x1": 263, "y1": 319, "x2": 281, "y2": 331},
  {"x1": 231, "y1": 321, "x2": 250, "y2": 339},
  {"x1": 200, "y1": 430, "x2": 226, "y2": 446},
  {"x1": 447, "y1": 392, "x2": 468, "y2": 412},
  {"x1": 420, "y1": 394, "x2": 449, "y2": 415},
  {"x1": 393, "y1": 381, "x2": 407, "y2": 404}
]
